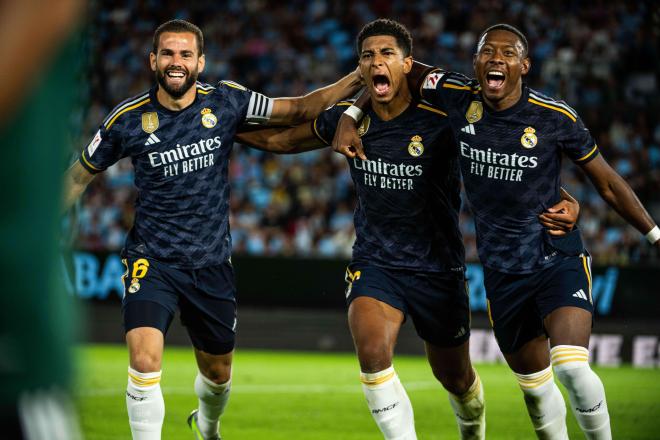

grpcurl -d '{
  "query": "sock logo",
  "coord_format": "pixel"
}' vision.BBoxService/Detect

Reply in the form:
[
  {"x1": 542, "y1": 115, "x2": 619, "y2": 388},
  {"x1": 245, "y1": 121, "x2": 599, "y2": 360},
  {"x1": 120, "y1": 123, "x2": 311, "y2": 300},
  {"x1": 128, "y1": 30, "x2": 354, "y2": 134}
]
[
  {"x1": 576, "y1": 400, "x2": 603, "y2": 413},
  {"x1": 371, "y1": 401, "x2": 399, "y2": 414},
  {"x1": 126, "y1": 391, "x2": 147, "y2": 401}
]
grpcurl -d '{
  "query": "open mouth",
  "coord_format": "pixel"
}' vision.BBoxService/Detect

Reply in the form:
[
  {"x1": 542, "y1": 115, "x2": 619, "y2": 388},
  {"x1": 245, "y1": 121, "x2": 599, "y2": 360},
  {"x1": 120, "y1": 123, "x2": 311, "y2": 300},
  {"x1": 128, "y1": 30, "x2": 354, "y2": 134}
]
[
  {"x1": 486, "y1": 70, "x2": 505, "y2": 90},
  {"x1": 372, "y1": 74, "x2": 391, "y2": 97},
  {"x1": 166, "y1": 69, "x2": 187, "y2": 82}
]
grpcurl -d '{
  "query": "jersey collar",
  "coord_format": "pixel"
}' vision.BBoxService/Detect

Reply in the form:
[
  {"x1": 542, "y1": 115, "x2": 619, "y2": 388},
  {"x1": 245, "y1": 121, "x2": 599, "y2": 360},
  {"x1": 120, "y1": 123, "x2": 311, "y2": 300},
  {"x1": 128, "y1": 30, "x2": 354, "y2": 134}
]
[
  {"x1": 482, "y1": 84, "x2": 529, "y2": 118},
  {"x1": 149, "y1": 84, "x2": 200, "y2": 114}
]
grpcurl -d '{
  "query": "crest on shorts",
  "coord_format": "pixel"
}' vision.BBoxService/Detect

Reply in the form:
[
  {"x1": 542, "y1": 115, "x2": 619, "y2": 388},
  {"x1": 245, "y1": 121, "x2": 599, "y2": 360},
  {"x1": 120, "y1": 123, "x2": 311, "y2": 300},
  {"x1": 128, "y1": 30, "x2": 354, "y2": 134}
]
[
  {"x1": 201, "y1": 108, "x2": 218, "y2": 128},
  {"x1": 357, "y1": 115, "x2": 371, "y2": 137},
  {"x1": 408, "y1": 135, "x2": 424, "y2": 157},
  {"x1": 141, "y1": 112, "x2": 159, "y2": 133},
  {"x1": 521, "y1": 126, "x2": 538, "y2": 149},
  {"x1": 128, "y1": 278, "x2": 141, "y2": 294},
  {"x1": 465, "y1": 101, "x2": 483, "y2": 124}
]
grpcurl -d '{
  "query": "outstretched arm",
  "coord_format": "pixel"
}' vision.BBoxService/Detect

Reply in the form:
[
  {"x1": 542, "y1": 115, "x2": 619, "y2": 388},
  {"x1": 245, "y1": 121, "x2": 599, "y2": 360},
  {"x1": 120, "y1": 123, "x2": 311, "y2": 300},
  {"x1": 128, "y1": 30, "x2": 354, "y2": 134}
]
[
  {"x1": 579, "y1": 155, "x2": 660, "y2": 247},
  {"x1": 61, "y1": 161, "x2": 95, "y2": 212},
  {"x1": 269, "y1": 68, "x2": 362, "y2": 125},
  {"x1": 539, "y1": 187, "x2": 580, "y2": 235},
  {"x1": 236, "y1": 123, "x2": 325, "y2": 154}
]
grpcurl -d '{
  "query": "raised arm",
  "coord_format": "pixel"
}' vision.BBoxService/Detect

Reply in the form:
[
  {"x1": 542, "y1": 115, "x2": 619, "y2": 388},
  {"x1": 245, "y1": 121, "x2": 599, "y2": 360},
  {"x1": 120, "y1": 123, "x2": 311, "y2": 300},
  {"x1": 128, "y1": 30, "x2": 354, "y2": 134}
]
[
  {"x1": 61, "y1": 161, "x2": 95, "y2": 212},
  {"x1": 579, "y1": 155, "x2": 660, "y2": 247},
  {"x1": 236, "y1": 123, "x2": 325, "y2": 154},
  {"x1": 269, "y1": 68, "x2": 362, "y2": 125}
]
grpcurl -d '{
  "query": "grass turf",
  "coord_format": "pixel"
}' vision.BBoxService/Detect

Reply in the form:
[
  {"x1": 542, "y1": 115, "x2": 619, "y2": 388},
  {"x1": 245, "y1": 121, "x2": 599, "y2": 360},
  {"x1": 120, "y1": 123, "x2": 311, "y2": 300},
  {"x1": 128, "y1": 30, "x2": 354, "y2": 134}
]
[{"x1": 76, "y1": 344, "x2": 660, "y2": 439}]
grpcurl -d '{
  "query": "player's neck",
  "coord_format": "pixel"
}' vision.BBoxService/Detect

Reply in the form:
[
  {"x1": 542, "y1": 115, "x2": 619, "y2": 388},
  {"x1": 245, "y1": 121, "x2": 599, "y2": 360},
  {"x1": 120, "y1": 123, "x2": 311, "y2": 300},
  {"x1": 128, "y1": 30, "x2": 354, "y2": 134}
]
[
  {"x1": 370, "y1": 87, "x2": 412, "y2": 121},
  {"x1": 156, "y1": 86, "x2": 197, "y2": 111},
  {"x1": 482, "y1": 83, "x2": 523, "y2": 112}
]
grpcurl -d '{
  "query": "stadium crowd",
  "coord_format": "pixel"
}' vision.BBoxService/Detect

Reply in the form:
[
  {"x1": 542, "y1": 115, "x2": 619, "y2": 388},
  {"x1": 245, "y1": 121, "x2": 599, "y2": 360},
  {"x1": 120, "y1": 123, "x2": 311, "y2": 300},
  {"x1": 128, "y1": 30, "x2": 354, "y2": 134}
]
[{"x1": 75, "y1": 0, "x2": 660, "y2": 265}]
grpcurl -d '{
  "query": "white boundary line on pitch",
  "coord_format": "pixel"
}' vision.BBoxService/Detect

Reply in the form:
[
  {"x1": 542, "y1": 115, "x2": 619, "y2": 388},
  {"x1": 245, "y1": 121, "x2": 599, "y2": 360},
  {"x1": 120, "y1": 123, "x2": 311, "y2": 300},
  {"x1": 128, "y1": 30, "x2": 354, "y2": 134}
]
[{"x1": 78, "y1": 381, "x2": 441, "y2": 396}]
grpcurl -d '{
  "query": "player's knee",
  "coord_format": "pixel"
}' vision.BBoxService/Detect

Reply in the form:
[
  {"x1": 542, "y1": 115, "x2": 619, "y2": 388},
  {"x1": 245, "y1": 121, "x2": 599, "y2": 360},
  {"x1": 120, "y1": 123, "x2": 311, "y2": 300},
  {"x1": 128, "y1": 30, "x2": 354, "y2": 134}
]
[
  {"x1": 130, "y1": 351, "x2": 161, "y2": 373},
  {"x1": 200, "y1": 361, "x2": 232, "y2": 384},
  {"x1": 433, "y1": 367, "x2": 473, "y2": 395},
  {"x1": 356, "y1": 343, "x2": 393, "y2": 373}
]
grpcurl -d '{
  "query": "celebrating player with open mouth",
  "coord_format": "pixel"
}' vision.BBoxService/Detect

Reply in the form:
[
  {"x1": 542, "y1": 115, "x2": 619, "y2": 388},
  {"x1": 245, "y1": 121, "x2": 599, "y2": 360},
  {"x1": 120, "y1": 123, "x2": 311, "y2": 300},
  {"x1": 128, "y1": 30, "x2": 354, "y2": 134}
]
[
  {"x1": 237, "y1": 19, "x2": 580, "y2": 440},
  {"x1": 334, "y1": 22, "x2": 660, "y2": 440},
  {"x1": 62, "y1": 19, "x2": 361, "y2": 440}
]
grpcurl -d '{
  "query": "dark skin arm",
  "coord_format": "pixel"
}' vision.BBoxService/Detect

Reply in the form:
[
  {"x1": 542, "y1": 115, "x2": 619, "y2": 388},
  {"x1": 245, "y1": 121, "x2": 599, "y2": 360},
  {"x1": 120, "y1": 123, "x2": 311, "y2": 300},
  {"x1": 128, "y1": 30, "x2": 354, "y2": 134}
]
[{"x1": 579, "y1": 154, "x2": 660, "y2": 248}]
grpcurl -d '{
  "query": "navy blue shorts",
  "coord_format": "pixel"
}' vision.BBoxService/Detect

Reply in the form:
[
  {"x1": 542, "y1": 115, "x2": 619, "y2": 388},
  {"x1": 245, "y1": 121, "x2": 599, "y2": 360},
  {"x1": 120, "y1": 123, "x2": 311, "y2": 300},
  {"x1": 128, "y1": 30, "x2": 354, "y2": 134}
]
[
  {"x1": 345, "y1": 262, "x2": 470, "y2": 347},
  {"x1": 484, "y1": 254, "x2": 594, "y2": 354},
  {"x1": 121, "y1": 257, "x2": 237, "y2": 355}
]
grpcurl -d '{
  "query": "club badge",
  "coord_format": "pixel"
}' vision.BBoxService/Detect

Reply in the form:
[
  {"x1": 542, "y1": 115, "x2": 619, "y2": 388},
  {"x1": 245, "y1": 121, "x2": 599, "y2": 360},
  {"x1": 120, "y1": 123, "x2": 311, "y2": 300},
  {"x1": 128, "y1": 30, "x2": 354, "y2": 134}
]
[
  {"x1": 521, "y1": 126, "x2": 538, "y2": 149},
  {"x1": 357, "y1": 115, "x2": 370, "y2": 137},
  {"x1": 465, "y1": 101, "x2": 483, "y2": 124},
  {"x1": 201, "y1": 108, "x2": 218, "y2": 128},
  {"x1": 128, "y1": 278, "x2": 141, "y2": 293},
  {"x1": 408, "y1": 135, "x2": 424, "y2": 157},
  {"x1": 141, "y1": 112, "x2": 159, "y2": 133}
]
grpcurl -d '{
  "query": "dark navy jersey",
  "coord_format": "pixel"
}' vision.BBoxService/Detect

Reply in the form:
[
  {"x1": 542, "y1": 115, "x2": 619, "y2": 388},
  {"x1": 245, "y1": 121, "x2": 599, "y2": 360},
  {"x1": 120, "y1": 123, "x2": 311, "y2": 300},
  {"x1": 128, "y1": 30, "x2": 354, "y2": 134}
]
[
  {"x1": 79, "y1": 81, "x2": 272, "y2": 269},
  {"x1": 419, "y1": 70, "x2": 599, "y2": 274},
  {"x1": 313, "y1": 101, "x2": 465, "y2": 273}
]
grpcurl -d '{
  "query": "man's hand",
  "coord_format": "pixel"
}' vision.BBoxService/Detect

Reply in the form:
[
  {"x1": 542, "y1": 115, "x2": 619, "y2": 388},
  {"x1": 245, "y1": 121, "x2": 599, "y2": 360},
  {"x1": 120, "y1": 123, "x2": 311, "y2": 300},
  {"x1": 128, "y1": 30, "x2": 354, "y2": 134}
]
[
  {"x1": 539, "y1": 187, "x2": 579, "y2": 236},
  {"x1": 332, "y1": 114, "x2": 366, "y2": 160}
]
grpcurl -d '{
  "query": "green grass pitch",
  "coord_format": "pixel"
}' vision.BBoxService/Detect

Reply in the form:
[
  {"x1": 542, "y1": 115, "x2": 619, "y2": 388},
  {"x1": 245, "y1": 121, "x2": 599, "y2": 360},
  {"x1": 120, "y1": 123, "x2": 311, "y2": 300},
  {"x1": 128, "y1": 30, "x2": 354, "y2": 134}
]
[{"x1": 76, "y1": 344, "x2": 660, "y2": 439}]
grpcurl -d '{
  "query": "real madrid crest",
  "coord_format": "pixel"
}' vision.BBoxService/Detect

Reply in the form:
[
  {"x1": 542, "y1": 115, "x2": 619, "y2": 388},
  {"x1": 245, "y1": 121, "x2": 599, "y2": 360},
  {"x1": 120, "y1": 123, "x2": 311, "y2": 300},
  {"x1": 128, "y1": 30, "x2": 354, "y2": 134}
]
[
  {"x1": 201, "y1": 107, "x2": 218, "y2": 128},
  {"x1": 357, "y1": 115, "x2": 371, "y2": 137},
  {"x1": 128, "y1": 278, "x2": 141, "y2": 293},
  {"x1": 408, "y1": 135, "x2": 424, "y2": 157},
  {"x1": 465, "y1": 101, "x2": 483, "y2": 124},
  {"x1": 521, "y1": 126, "x2": 538, "y2": 149},
  {"x1": 141, "y1": 112, "x2": 159, "y2": 133}
]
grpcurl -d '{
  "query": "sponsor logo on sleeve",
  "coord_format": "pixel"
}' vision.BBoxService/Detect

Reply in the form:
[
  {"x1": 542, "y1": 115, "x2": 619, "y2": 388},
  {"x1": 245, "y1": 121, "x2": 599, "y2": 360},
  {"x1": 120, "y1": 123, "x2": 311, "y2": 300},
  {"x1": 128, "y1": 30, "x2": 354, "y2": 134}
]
[
  {"x1": 87, "y1": 130, "x2": 102, "y2": 157},
  {"x1": 422, "y1": 72, "x2": 444, "y2": 90}
]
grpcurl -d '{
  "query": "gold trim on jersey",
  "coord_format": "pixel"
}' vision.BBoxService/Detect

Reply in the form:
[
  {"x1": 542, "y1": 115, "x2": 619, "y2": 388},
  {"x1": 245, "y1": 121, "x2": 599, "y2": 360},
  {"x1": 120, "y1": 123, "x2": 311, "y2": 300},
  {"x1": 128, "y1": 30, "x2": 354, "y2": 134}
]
[
  {"x1": 417, "y1": 103, "x2": 447, "y2": 116},
  {"x1": 105, "y1": 98, "x2": 151, "y2": 129},
  {"x1": 443, "y1": 83, "x2": 471, "y2": 91},
  {"x1": 486, "y1": 299, "x2": 494, "y2": 327},
  {"x1": 81, "y1": 150, "x2": 101, "y2": 171},
  {"x1": 335, "y1": 101, "x2": 352, "y2": 107},
  {"x1": 581, "y1": 254, "x2": 593, "y2": 303},
  {"x1": 575, "y1": 145, "x2": 598, "y2": 162},
  {"x1": 312, "y1": 118, "x2": 329, "y2": 145},
  {"x1": 528, "y1": 98, "x2": 577, "y2": 122},
  {"x1": 197, "y1": 89, "x2": 212, "y2": 95}
]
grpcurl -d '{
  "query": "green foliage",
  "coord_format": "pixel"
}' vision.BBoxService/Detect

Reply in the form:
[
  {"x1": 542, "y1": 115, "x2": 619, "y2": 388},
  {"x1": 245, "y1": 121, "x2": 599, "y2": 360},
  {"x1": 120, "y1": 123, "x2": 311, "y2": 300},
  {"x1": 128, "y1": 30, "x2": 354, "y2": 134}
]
[{"x1": 76, "y1": 345, "x2": 660, "y2": 439}]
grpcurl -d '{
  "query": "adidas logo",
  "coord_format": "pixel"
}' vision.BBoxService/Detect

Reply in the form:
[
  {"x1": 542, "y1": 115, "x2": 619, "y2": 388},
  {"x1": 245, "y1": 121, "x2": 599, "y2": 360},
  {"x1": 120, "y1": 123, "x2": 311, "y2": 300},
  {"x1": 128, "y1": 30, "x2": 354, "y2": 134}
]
[
  {"x1": 144, "y1": 133, "x2": 161, "y2": 146},
  {"x1": 572, "y1": 289, "x2": 588, "y2": 300},
  {"x1": 454, "y1": 326, "x2": 467, "y2": 338},
  {"x1": 461, "y1": 124, "x2": 475, "y2": 135}
]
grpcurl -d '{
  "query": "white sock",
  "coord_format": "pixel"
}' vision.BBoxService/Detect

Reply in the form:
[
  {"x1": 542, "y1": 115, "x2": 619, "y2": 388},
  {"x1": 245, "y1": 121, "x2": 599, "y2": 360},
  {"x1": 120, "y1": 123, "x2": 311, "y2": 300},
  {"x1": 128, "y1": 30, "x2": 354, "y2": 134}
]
[
  {"x1": 552, "y1": 346, "x2": 611, "y2": 440},
  {"x1": 360, "y1": 366, "x2": 416, "y2": 440},
  {"x1": 194, "y1": 372, "x2": 231, "y2": 439},
  {"x1": 126, "y1": 367, "x2": 164, "y2": 440},
  {"x1": 514, "y1": 365, "x2": 568, "y2": 440},
  {"x1": 448, "y1": 370, "x2": 486, "y2": 440}
]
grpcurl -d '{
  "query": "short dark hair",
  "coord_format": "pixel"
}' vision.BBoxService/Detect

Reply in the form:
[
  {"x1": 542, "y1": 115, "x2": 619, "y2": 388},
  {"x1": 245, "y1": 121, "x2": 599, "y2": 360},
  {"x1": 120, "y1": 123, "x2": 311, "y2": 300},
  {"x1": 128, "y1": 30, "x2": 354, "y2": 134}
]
[
  {"x1": 478, "y1": 24, "x2": 528, "y2": 57},
  {"x1": 356, "y1": 19, "x2": 413, "y2": 57},
  {"x1": 153, "y1": 19, "x2": 204, "y2": 55}
]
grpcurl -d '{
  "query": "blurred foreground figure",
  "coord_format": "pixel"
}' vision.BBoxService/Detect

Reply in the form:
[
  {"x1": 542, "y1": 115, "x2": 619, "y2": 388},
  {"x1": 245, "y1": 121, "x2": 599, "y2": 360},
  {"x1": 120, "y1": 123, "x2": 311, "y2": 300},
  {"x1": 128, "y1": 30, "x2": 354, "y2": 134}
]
[{"x1": 0, "y1": 0, "x2": 85, "y2": 439}]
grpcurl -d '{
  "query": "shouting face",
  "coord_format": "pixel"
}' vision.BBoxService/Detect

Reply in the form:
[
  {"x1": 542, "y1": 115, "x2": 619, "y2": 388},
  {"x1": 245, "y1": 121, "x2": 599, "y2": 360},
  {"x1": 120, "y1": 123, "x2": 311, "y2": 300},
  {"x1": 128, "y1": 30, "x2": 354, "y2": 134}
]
[
  {"x1": 150, "y1": 31, "x2": 205, "y2": 99},
  {"x1": 473, "y1": 29, "x2": 530, "y2": 110},
  {"x1": 359, "y1": 35, "x2": 412, "y2": 105}
]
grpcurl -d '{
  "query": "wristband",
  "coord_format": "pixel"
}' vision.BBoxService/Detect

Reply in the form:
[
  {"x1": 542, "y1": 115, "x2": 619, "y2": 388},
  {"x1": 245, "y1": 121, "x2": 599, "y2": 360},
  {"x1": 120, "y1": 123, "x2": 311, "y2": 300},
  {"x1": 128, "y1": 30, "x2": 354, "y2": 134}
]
[
  {"x1": 344, "y1": 105, "x2": 363, "y2": 122},
  {"x1": 646, "y1": 225, "x2": 660, "y2": 244}
]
